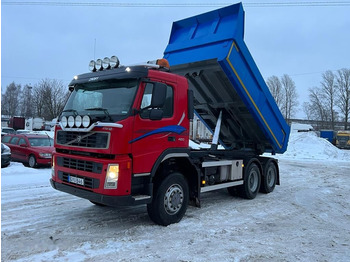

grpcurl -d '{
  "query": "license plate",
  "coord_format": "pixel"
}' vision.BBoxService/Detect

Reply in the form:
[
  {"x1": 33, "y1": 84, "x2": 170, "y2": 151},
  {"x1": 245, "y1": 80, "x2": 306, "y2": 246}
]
[{"x1": 68, "y1": 176, "x2": 84, "y2": 186}]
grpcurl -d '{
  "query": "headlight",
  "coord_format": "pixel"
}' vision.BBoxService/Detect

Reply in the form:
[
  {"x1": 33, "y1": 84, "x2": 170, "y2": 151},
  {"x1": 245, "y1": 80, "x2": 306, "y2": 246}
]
[
  {"x1": 82, "y1": 115, "x2": 91, "y2": 128},
  {"x1": 89, "y1": 60, "x2": 96, "y2": 71},
  {"x1": 51, "y1": 155, "x2": 55, "y2": 178},
  {"x1": 68, "y1": 116, "x2": 75, "y2": 127},
  {"x1": 104, "y1": 164, "x2": 119, "y2": 189},
  {"x1": 95, "y1": 59, "x2": 102, "y2": 71},
  {"x1": 102, "y1": 57, "x2": 110, "y2": 69},
  {"x1": 110, "y1": 56, "x2": 119, "y2": 68},
  {"x1": 39, "y1": 153, "x2": 52, "y2": 158},
  {"x1": 75, "y1": 115, "x2": 82, "y2": 127},
  {"x1": 61, "y1": 116, "x2": 68, "y2": 127},
  {"x1": 2, "y1": 144, "x2": 11, "y2": 154}
]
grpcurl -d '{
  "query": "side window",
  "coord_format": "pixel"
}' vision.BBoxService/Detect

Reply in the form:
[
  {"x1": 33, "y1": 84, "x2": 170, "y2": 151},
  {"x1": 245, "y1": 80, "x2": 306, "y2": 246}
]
[
  {"x1": 2, "y1": 136, "x2": 12, "y2": 143},
  {"x1": 140, "y1": 83, "x2": 174, "y2": 119},
  {"x1": 10, "y1": 137, "x2": 19, "y2": 145},
  {"x1": 18, "y1": 138, "x2": 27, "y2": 146}
]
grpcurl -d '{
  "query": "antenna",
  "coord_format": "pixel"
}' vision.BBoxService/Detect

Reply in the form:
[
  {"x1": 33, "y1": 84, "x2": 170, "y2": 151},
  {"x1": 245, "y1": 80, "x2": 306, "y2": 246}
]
[{"x1": 94, "y1": 38, "x2": 96, "y2": 60}]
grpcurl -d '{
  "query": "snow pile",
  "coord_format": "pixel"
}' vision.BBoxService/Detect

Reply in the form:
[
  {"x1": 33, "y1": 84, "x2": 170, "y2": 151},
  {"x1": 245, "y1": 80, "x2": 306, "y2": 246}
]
[
  {"x1": 290, "y1": 122, "x2": 313, "y2": 133},
  {"x1": 278, "y1": 131, "x2": 350, "y2": 161}
]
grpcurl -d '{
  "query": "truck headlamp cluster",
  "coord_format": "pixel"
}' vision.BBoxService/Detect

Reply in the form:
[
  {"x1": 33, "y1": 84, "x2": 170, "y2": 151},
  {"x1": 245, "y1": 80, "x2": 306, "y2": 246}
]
[
  {"x1": 60, "y1": 115, "x2": 91, "y2": 128},
  {"x1": 89, "y1": 55, "x2": 120, "y2": 72},
  {"x1": 105, "y1": 164, "x2": 119, "y2": 189}
]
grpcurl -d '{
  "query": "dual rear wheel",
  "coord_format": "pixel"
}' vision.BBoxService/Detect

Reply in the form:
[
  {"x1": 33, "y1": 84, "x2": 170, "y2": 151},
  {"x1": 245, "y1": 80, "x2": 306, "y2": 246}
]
[{"x1": 228, "y1": 159, "x2": 277, "y2": 199}]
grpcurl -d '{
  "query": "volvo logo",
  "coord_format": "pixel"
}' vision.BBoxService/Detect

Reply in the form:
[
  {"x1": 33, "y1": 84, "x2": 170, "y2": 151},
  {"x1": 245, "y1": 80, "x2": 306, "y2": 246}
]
[{"x1": 76, "y1": 135, "x2": 82, "y2": 143}]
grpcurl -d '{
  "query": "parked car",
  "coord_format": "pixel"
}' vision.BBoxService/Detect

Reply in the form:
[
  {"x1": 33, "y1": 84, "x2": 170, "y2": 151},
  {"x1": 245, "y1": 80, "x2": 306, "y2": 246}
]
[
  {"x1": 16, "y1": 129, "x2": 31, "y2": 134},
  {"x1": 1, "y1": 127, "x2": 15, "y2": 137},
  {"x1": 1, "y1": 143, "x2": 11, "y2": 168},
  {"x1": 1, "y1": 133, "x2": 54, "y2": 168}
]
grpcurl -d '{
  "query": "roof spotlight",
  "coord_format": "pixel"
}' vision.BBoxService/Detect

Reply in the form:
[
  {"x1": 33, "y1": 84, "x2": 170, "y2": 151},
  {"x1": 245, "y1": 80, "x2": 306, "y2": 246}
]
[
  {"x1": 95, "y1": 59, "x2": 103, "y2": 71},
  {"x1": 89, "y1": 60, "x2": 96, "y2": 71},
  {"x1": 110, "y1": 56, "x2": 120, "y2": 68},
  {"x1": 102, "y1": 57, "x2": 110, "y2": 69}
]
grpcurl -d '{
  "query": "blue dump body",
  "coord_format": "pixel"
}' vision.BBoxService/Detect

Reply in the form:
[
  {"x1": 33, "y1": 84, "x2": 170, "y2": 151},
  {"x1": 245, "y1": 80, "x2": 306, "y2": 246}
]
[{"x1": 164, "y1": 3, "x2": 290, "y2": 154}]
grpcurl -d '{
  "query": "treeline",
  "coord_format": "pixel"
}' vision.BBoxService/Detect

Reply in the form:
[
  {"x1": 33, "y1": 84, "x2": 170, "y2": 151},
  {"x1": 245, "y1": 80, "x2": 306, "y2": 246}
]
[
  {"x1": 267, "y1": 68, "x2": 350, "y2": 130},
  {"x1": 1, "y1": 79, "x2": 70, "y2": 121}
]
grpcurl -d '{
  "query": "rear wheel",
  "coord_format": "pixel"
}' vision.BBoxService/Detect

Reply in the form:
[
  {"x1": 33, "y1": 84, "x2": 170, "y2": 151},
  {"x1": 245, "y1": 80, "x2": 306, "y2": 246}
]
[
  {"x1": 237, "y1": 161, "x2": 261, "y2": 199},
  {"x1": 260, "y1": 160, "x2": 277, "y2": 193},
  {"x1": 147, "y1": 172, "x2": 189, "y2": 226},
  {"x1": 28, "y1": 155, "x2": 37, "y2": 168}
]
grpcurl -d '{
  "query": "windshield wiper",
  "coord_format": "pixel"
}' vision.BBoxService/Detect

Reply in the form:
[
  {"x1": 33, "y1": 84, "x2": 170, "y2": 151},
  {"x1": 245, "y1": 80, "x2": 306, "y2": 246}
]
[
  {"x1": 84, "y1": 107, "x2": 113, "y2": 122},
  {"x1": 61, "y1": 109, "x2": 78, "y2": 116}
]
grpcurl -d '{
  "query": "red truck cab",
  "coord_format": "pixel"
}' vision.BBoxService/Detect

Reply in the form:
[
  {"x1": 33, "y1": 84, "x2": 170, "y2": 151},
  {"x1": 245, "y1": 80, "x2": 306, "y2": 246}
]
[{"x1": 51, "y1": 62, "x2": 191, "y2": 209}]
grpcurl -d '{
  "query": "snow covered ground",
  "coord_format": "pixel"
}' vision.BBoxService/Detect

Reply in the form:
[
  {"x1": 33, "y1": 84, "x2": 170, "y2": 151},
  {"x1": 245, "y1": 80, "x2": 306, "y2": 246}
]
[{"x1": 1, "y1": 128, "x2": 350, "y2": 261}]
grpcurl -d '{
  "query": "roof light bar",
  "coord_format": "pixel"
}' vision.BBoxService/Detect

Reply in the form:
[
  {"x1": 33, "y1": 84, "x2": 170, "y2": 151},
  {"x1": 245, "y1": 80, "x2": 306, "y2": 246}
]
[{"x1": 89, "y1": 56, "x2": 120, "y2": 72}]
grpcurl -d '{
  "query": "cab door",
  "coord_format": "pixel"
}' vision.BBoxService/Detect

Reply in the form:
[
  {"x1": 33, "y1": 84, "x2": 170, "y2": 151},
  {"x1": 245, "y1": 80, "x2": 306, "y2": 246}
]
[{"x1": 130, "y1": 81, "x2": 182, "y2": 175}]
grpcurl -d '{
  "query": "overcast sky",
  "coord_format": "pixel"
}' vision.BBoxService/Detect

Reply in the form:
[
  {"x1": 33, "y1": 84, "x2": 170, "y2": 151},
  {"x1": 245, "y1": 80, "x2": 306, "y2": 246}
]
[{"x1": 2, "y1": 0, "x2": 350, "y2": 118}]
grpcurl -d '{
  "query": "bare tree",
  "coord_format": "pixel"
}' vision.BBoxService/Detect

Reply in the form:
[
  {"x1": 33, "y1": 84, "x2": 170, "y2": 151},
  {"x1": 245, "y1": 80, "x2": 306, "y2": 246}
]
[
  {"x1": 42, "y1": 79, "x2": 69, "y2": 120},
  {"x1": 320, "y1": 70, "x2": 337, "y2": 129},
  {"x1": 304, "y1": 87, "x2": 329, "y2": 126},
  {"x1": 20, "y1": 84, "x2": 33, "y2": 118},
  {"x1": 280, "y1": 74, "x2": 298, "y2": 121},
  {"x1": 31, "y1": 79, "x2": 69, "y2": 120},
  {"x1": 336, "y1": 68, "x2": 350, "y2": 130},
  {"x1": 266, "y1": 75, "x2": 284, "y2": 110},
  {"x1": 32, "y1": 82, "x2": 46, "y2": 118},
  {"x1": 1, "y1": 82, "x2": 22, "y2": 117}
]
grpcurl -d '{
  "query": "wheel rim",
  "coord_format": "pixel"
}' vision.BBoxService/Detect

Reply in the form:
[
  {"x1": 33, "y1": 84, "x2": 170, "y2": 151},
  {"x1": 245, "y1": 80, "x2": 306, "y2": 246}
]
[
  {"x1": 29, "y1": 156, "x2": 35, "y2": 167},
  {"x1": 248, "y1": 169, "x2": 259, "y2": 192},
  {"x1": 164, "y1": 184, "x2": 184, "y2": 215},
  {"x1": 266, "y1": 166, "x2": 276, "y2": 188}
]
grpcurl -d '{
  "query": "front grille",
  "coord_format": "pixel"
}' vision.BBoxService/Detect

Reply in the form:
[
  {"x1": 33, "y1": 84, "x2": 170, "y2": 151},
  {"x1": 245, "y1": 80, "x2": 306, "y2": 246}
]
[
  {"x1": 56, "y1": 131, "x2": 109, "y2": 149},
  {"x1": 57, "y1": 157, "x2": 103, "y2": 174},
  {"x1": 58, "y1": 171, "x2": 100, "y2": 189}
]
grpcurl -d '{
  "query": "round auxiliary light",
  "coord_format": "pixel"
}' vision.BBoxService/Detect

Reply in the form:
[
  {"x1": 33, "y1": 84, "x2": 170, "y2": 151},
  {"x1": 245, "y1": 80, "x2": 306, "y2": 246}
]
[
  {"x1": 61, "y1": 116, "x2": 68, "y2": 128},
  {"x1": 68, "y1": 116, "x2": 75, "y2": 128},
  {"x1": 110, "y1": 56, "x2": 120, "y2": 68},
  {"x1": 75, "y1": 115, "x2": 82, "y2": 127},
  {"x1": 95, "y1": 59, "x2": 103, "y2": 71},
  {"x1": 82, "y1": 115, "x2": 91, "y2": 128},
  {"x1": 89, "y1": 60, "x2": 96, "y2": 71},
  {"x1": 102, "y1": 57, "x2": 110, "y2": 69}
]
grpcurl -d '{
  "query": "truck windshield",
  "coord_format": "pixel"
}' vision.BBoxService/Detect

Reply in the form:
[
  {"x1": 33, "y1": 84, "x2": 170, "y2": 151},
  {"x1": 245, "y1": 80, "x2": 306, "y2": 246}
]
[
  {"x1": 337, "y1": 136, "x2": 349, "y2": 141},
  {"x1": 62, "y1": 79, "x2": 138, "y2": 122}
]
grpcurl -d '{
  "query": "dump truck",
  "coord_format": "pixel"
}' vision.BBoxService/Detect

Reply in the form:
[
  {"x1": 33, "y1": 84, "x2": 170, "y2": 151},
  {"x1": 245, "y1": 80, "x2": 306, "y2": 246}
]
[{"x1": 50, "y1": 3, "x2": 290, "y2": 226}]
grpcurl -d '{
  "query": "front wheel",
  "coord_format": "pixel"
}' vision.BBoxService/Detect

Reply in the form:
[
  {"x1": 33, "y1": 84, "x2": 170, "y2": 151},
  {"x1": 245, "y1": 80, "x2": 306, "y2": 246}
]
[
  {"x1": 28, "y1": 155, "x2": 37, "y2": 168},
  {"x1": 147, "y1": 172, "x2": 189, "y2": 226}
]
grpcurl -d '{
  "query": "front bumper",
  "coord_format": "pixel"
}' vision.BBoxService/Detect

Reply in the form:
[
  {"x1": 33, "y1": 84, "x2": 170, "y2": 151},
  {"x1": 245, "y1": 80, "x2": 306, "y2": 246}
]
[
  {"x1": 1, "y1": 154, "x2": 11, "y2": 167},
  {"x1": 50, "y1": 179, "x2": 150, "y2": 206}
]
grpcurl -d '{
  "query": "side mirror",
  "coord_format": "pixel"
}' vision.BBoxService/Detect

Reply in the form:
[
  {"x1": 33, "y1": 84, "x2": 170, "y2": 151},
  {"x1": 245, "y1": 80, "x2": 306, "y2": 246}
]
[
  {"x1": 150, "y1": 82, "x2": 167, "y2": 108},
  {"x1": 20, "y1": 143, "x2": 27, "y2": 147},
  {"x1": 149, "y1": 109, "x2": 163, "y2": 121}
]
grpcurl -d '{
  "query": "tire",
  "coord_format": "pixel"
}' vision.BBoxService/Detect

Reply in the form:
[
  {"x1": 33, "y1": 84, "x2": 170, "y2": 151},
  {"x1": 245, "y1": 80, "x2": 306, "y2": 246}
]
[
  {"x1": 237, "y1": 161, "x2": 261, "y2": 199},
  {"x1": 28, "y1": 155, "x2": 37, "y2": 168},
  {"x1": 89, "y1": 200, "x2": 107, "y2": 207},
  {"x1": 260, "y1": 160, "x2": 277, "y2": 193},
  {"x1": 147, "y1": 172, "x2": 189, "y2": 226}
]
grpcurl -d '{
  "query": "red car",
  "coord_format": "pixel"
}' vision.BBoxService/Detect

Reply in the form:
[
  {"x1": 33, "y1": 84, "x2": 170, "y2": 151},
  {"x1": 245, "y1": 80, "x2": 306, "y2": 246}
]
[{"x1": 2, "y1": 133, "x2": 54, "y2": 168}]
